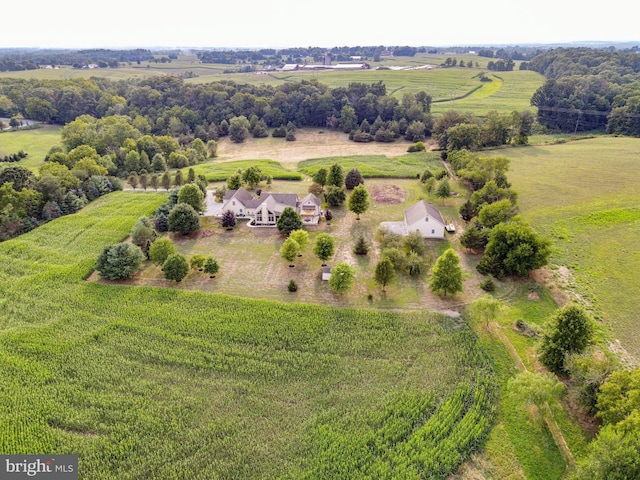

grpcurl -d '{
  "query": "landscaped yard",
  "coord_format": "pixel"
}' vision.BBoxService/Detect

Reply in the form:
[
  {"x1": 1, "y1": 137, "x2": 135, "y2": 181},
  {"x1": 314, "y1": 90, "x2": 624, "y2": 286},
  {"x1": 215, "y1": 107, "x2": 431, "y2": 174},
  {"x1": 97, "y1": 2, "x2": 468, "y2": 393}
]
[{"x1": 104, "y1": 179, "x2": 473, "y2": 311}]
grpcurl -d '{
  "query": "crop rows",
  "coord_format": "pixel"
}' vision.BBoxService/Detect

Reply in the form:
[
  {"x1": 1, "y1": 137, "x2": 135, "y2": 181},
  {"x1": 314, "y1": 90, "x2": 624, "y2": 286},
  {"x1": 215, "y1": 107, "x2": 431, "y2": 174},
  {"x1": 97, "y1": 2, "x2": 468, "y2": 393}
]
[{"x1": 0, "y1": 191, "x2": 496, "y2": 478}]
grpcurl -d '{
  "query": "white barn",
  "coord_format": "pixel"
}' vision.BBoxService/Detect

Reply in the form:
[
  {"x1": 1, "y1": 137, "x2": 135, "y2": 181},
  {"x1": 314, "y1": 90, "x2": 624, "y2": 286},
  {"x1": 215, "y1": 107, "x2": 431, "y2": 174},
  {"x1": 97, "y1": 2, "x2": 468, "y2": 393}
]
[{"x1": 404, "y1": 201, "x2": 446, "y2": 239}]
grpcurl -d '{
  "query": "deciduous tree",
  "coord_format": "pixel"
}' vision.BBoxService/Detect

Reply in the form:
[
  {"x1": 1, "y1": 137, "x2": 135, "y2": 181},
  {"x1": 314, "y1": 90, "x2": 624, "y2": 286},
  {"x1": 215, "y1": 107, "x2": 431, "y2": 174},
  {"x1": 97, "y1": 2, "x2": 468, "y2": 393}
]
[
  {"x1": 477, "y1": 220, "x2": 551, "y2": 278},
  {"x1": 177, "y1": 183, "x2": 204, "y2": 212},
  {"x1": 430, "y1": 248, "x2": 464, "y2": 297},
  {"x1": 324, "y1": 186, "x2": 346, "y2": 207},
  {"x1": 348, "y1": 184, "x2": 370, "y2": 220},
  {"x1": 96, "y1": 242, "x2": 144, "y2": 280},
  {"x1": 313, "y1": 233, "x2": 335, "y2": 264},
  {"x1": 149, "y1": 238, "x2": 177, "y2": 265},
  {"x1": 538, "y1": 305, "x2": 595, "y2": 374},
  {"x1": 312, "y1": 168, "x2": 328, "y2": 187},
  {"x1": 203, "y1": 256, "x2": 220, "y2": 277},
  {"x1": 163, "y1": 253, "x2": 189, "y2": 282},
  {"x1": 168, "y1": 203, "x2": 200, "y2": 235},
  {"x1": 276, "y1": 206, "x2": 302, "y2": 235},
  {"x1": 289, "y1": 229, "x2": 309, "y2": 251},
  {"x1": 436, "y1": 178, "x2": 451, "y2": 204},
  {"x1": 374, "y1": 257, "x2": 396, "y2": 291},
  {"x1": 328, "y1": 262, "x2": 355, "y2": 293},
  {"x1": 280, "y1": 237, "x2": 300, "y2": 266}
]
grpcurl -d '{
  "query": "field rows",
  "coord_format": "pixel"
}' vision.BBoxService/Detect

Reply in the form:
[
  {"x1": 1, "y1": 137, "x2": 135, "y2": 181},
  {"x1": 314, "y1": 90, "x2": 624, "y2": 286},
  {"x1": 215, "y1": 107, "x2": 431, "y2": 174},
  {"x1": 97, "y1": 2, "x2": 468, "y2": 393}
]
[{"x1": 0, "y1": 191, "x2": 497, "y2": 478}]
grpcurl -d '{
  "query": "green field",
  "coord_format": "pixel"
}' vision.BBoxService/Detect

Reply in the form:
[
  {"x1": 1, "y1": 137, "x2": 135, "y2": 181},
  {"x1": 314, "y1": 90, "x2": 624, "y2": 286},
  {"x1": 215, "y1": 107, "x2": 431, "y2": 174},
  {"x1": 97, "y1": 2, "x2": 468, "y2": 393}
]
[
  {"x1": 503, "y1": 136, "x2": 640, "y2": 358},
  {"x1": 298, "y1": 152, "x2": 443, "y2": 178},
  {"x1": 0, "y1": 191, "x2": 498, "y2": 478},
  {"x1": 190, "y1": 158, "x2": 303, "y2": 181},
  {"x1": 0, "y1": 125, "x2": 62, "y2": 171},
  {"x1": 430, "y1": 71, "x2": 544, "y2": 117}
]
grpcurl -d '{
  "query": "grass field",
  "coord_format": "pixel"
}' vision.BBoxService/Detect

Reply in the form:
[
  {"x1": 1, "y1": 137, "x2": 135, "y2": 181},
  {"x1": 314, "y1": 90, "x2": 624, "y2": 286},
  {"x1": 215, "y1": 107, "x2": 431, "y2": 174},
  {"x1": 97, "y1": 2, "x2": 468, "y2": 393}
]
[
  {"x1": 502, "y1": 136, "x2": 640, "y2": 359},
  {"x1": 431, "y1": 71, "x2": 543, "y2": 117},
  {"x1": 190, "y1": 158, "x2": 303, "y2": 181},
  {"x1": 297, "y1": 152, "x2": 443, "y2": 178},
  {"x1": 0, "y1": 125, "x2": 62, "y2": 171},
  {"x1": 0, "y1": 191, "x2": 498, "y2": 478}
]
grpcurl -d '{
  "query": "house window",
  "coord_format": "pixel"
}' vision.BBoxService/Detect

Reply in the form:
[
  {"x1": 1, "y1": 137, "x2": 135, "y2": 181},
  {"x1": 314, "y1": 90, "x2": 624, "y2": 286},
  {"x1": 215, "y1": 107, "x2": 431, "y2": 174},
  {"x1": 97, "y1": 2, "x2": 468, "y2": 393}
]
[
  {"x1": 432, "y1": 229, "x2": 435, "y2": 234},
  {"x1": 239, "y1": 208, "x2": 243, "y2": 213},
  {"x1": 425, "y1": 217, "x2": 429, "y2": 222},
  {"x1": 232, "y1": 201, "x2": 236, "y2": 206}
]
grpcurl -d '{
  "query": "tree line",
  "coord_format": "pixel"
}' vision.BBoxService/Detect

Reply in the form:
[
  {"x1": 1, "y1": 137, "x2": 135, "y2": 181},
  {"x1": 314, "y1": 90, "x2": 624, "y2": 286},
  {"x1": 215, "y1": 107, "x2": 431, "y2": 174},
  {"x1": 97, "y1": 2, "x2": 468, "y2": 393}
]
[
  {"x1": 0, "y1": 77, "x2": 433, "y2": 144},
  {"x1": 0, "y1": 48, "x2": 155, "y2": 71},
  {"x1": 524, "y1": 47, "x2": 640, "y2": 135}
]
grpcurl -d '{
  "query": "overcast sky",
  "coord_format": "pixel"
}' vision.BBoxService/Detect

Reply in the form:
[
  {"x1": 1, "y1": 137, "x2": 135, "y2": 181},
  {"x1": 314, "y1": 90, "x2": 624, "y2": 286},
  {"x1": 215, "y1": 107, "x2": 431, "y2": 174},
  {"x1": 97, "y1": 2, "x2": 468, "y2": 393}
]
[{"x1": 4, "y1": 0, "x2": 638, "y2": 49}]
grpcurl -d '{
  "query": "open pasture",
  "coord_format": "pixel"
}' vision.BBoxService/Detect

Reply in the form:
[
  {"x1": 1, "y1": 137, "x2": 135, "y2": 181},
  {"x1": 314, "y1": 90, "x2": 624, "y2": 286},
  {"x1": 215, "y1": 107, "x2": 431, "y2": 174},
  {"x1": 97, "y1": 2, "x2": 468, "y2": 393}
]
[
  {"x1": 0, "y1": 125, "x2": 62, "y2": 171},
  {"x1": 297, "y1": 151, "x2": 443, "y2": 178},
  {"x1": 0, "y1": 190, "x2": 496, "y2": 478},
  {"x1": 190, "y1": 158, "x2": 302, "y2": 181},
  {"x1": 503, "y1": 136, "x2": 640, "y2": 359},
  {"x1": 123, "y1": 178, "x2": 470, "y2": 311},
  {"x1": 430, "y1": 71, "x2": 544, "y2": 117}
]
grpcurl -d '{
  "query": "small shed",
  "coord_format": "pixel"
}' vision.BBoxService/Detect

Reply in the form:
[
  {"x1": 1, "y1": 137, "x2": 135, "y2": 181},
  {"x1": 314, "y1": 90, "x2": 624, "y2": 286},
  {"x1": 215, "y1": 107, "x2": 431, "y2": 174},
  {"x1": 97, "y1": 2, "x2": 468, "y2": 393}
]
[{"x1": 322, "y1": 266, "x2": 332, "y2": 281}]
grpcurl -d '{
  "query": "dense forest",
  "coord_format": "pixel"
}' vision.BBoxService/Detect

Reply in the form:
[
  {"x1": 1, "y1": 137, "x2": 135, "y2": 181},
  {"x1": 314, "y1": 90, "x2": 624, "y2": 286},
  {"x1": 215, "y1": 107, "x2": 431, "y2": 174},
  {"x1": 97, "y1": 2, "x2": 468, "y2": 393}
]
[
  {"x1": 0, "y1": 76, "x2": 434, "y2": 140},
  {"x1": 524, "y1": 48, "x2": 640, "y2": 135}
]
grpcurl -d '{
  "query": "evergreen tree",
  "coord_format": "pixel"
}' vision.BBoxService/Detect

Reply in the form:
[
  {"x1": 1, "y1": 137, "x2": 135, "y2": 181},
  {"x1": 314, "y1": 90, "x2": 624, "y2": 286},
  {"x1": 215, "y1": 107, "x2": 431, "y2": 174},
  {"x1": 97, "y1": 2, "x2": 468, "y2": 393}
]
[
  {"x1": 353, "y1": 234, "x2": 370, "y2": 255},
  {"x1": 345, "y1": 168, "x2": 364, "y2": 190},
  {"x1": 221, "y1": 210, "x2": 237, "y2": 229}
]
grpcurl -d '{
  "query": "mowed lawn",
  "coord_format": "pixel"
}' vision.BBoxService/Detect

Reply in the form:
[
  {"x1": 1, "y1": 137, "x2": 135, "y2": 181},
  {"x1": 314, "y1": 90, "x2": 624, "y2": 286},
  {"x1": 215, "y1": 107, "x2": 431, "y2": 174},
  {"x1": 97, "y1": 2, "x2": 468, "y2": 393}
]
[
  {"x1": 121, "y1": 178, "x2": 471, "y2": 311},
  {"x1": 0, "y1": 125, "x2": 62, "y2": 171},
  {"x1": 504, "y1": 136, "x2": 640, "y2": 358}
]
